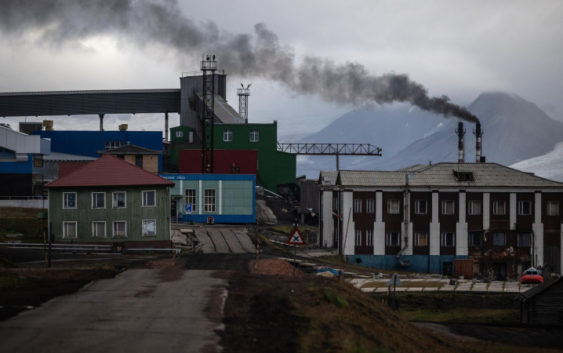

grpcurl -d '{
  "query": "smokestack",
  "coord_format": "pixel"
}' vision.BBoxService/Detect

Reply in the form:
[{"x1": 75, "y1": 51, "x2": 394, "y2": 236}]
[
  {"x1": 43, "y1": 120, "x2": 53, "y2": 131},
  {"x1": 474, "y1": 122, "x2": 483, "y2": 163},
  {"x1": 456, "y1": 121, "x2": 465, "y2": 163},
  {"x1": 119, "y1": 124, "x2": 128, "y2": 131},
  {"x1": 237, "y1": 83, "x2": 251, "y2": 123}
]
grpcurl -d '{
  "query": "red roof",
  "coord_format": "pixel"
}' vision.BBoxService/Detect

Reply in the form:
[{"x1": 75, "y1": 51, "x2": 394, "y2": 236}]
[
  {"x1": 58, "y1": 161, "x2": 92, "y2": 178},
  {"x1": 46, "y1": 155, "x2": 173, "y2": 188}
]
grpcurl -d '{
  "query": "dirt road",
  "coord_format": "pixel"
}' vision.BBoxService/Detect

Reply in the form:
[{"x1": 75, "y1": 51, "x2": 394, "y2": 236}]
[{"x1": 0, "y1": 267, "x2": 227, "y2": 353}]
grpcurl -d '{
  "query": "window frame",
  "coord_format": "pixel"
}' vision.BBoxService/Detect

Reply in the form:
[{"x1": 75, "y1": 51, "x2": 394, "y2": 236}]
[
  {"x1": 185, "y1": 189, "x2": 197, "y2": 213},
  {"x1": 249, "y1": 130, "x2": 259, "y2": 142},
  {"x1": 91, "y1": 192, "x2": 106, "y2": 209},
  {"x1": 175, "y1": 130, "x2": 184, "y2": 138},
  {"x1": 353, "y1": 198, "x2": 362, "y2": 213},
  {"x1": 547, "y1": 201, "x2": 559, "y2": 216},
  {"x1": 142, "y1": 219, "x2": 157, "y2": 237},
  {"x1": 355, "y1": 229, "x2": 362, "y2": 246},
  {"x1": 63, "y1": 192, "x2": 77, "y2": 209},
  {"x1": 467, "y1": 199, "x2": 482, "y2": 216},
  {"x1": 441, "y1": 200, "x2": 455, "y2": 215},
  {"x1": 518, "y1": 200, "x2": 532, "y2": 216},
  {"x1": 492, "y1": 200, "x2": 506, "y2": 215},
  {"x1": 112, "y1": 191, "x2": 127, "y2": 208},
  {"x1": 492, "y1": 232, "x2": 506, "y2": 246},
  {"x1": 92, "y1": 221, "x2": 106, "y2": 238},
  {"x1": 517, "y1": 232, "x2": 532, "y2": 248},
  {"x1": 440, "y1": 232, "x2": 455, "y2": 247},
  {"x1": 204, "y1": 189, "x2": 216, "y2": 213},
  {"x1": 366, "y1": 229, "x2": 373, "y2": 247},
  {"x1": 414, "y1": 199, "x2": 427, "y2": 215},
  {"x1": 387, "y1": 199, "x2": 400, "y2": 214},
  {"x1": 414, "y1": 231, "x2": 428, "y2": 247},
  {"x1": 223, "y1": 129, "x2": 233, "y2": 142},
  {"x1": 469, "y1": 231, "x2": 482, "y2": 247},
  {"x1": 112, "y1": 220, "x2": 127, "y2": 237},
  {"x1": 366, "y1": 199, "x2": 375, "y2": 213},
  {"x1": 142, "y1": 190, "x2": 156, "y2": 207},
  {"x1": 386, "y1": 231, "x2": 401, "y2": 247},
  {"x1": 63, "y1": 221, "x2": 78, "y2": 239}
]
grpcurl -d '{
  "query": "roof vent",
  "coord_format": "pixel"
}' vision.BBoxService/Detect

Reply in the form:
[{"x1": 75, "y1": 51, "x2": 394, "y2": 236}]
[{"x1": 453, "y1": 170, "x2": 474, "y2": 182}]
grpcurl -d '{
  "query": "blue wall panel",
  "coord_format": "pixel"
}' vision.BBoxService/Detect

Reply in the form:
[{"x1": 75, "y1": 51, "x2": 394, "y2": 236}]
[
  {"x1": 345, "y1": 255, "x2": 468, "y2": 274},
  {"x1": 0, "y1": 154, "x2": 33, "y2": 174},
  {"x1": 36, "y1": 131, "x2": 163, "y2": 170}
]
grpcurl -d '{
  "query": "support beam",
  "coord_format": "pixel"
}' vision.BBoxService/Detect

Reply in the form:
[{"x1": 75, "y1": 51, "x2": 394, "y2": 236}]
[
  {"x1": 98, "y1": 113, "x2": 104, "y2": 131},
  {"x1": 164, "y1": 112, "x2": 169, "y2": 142}
]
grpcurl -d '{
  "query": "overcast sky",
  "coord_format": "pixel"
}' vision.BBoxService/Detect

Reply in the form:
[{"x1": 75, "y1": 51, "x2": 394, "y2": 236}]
[{"x1": 1, "y1": 0, "x2": 562, "y2": 137}]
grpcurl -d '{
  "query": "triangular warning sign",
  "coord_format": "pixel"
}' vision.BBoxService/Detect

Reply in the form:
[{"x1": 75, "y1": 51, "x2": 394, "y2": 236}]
[{"x1": 287, "y1": 227, "x2": 306, "y2": 245}]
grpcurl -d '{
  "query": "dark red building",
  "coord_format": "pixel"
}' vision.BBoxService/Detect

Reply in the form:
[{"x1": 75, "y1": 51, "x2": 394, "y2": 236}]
[{"x1": 178, "y1": 149, "x2": 257, "y2": 176}]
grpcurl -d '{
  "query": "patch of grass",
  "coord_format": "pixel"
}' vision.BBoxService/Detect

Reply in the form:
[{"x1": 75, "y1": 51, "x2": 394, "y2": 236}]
[
  {"x1": 399, "y1": 308, "x2": 519, "y2": 324},
  {"x1": 322, "y1": 288, "x2": 350, "y2": 308}
]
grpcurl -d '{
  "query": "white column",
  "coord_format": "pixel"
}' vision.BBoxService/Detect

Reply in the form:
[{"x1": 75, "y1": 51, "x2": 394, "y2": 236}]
[
  {"x1": 483, "y1": 192, "x2": 490, "y2": 231},
  {"x1": 509, "y1": 193, "x2": 517, "y2": 230},
  {"x1": 374, "y1": 191, "x2": 385, "y2": 255},
  {"x1": 341, "y1": 191, "x2": 355, "y2": 255},
  {"x1": 403, "y1": 190, "x2": 413, "y2": 255},
  {"x1": 198, "y1": 180, "x2": 203, "y2": 215},
  {"x1": 533, "y1": 192, "x2": 543, "y2": 267},
  {"x1": 218, "y1": 180, "x2": 223, "y2": 215},
  {"x1": 456, "y1": 191, "x2": 468, "y2": 256},
  {"x1": 321, "y1": 191, "x2": 334, "y2": 248},
  {"x1": 430, "y1": 191, "x2": 440, "y2": 255}
]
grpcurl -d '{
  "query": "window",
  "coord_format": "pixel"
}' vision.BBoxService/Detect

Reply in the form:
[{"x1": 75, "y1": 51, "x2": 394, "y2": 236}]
[
  {"x1": 63, "y1": 192, "x2": 77, "y2": 209},
  {"x1": 223, "y1": 130, "x2": 233, "y2": 142},
  {"x1": 105, "y1": 141, "x2": 124, "y2": 150},
  {"x1": 353, "y1": 198, "x2": 362, "y2": 213},
  {"x1": 414, "y1": 232, "x2": 428, "y2": 247},
  {"x1": 441, "y1": 232, "x2": 455, "y2": 247},
  {"x1": 142, "y1": 219, "x2": 156, "y2": 237},
  {"x1": 91, "y1": 192, "x2": 105, "y2": 209},
  {"x1": 518, "y1": 200, "x2": 531, "y2": 216},
  {"x1": 441, "y1": 200, "x2": 455, "y2": 215},
  {"x1": 355, "y1": 229, "x2": 362, "y2": 246},
  {"x1": 467, "y1": 200, "x2": 481, "y2": 215},
  {"x1": 142, "y1": 190, "x2": 156, "y2": 207},
  {"x1": 387, "y1": 199, "x2": 400, "y2": 214},
  {"x1": 366, "y1": 230, "x2": 373, "y2": 247},
  {"x1": 493, "y1": 201, "x2": 506, "y2": 215},
  {"x1": 414, "y1": 200, "x2": 427, "y2": 215},
  {"x1": 92, "y1": 221, "x2": 106, "y2": 238},
  {"x1": 547, "y1": 201, "x2": 559, "y2": 216},
  {"x1": 63, "y1": 221, "x2": 77, "y2": 239},
  {"x1": 33, "y1": 156, "x2": 43, "y2": 168},
  {"x1": 113, "y1": 221, "x2": 127, "y2": 237},
  {"x1": 493, "y1": 232, "x2": 506, "y2": 246},
  {"x1": 112, "y1": 192, "x2": 126, "y2": 208},
  {"x1": 135, "y1": 155, "x2": 143, "y2": 168},
  {"x1": 204, "y1": 189, "x2": 216, "y2": 212},
  {"x1": 249, "y1": 130, "x2": 259, "y2": 142},
  {"x1": 453, "y1": 170, "x2": 474, "y2": 181},
  {"x1": 185, "y1": 189, "x2": 197, "y2": 212},
  {"x1": 386, "y1": 232, "x2": 400, "y2": 247},
  {"x1": 175, "y1": 130, "x2": 183, "y2": 138},
  {"x1": 366, "y1": 199, "x2": 375, "y2": 213},
  {"x1": 517, "y1": 232, "x2": 531, "y2": 247},
  {"x1": 469, "y1": 231, "x2": 482, "y2": 247}
]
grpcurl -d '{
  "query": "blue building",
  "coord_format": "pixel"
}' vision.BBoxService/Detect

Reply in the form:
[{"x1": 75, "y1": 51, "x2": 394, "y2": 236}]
[
  {"x1": 35, "y1": 130, "x2": 163, "y2": 171},
  {"x1": 160, "y1": 174, "x2": 255, "y2": 224}
]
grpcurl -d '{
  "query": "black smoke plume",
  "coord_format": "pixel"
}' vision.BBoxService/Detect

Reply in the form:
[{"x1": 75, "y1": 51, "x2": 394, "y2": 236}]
[{"x1": 0, "y1": 0, "x2": 479, "y2": 123}]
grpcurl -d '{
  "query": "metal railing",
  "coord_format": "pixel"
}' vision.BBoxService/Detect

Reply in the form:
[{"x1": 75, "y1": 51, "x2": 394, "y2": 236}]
[{"x1": 0, "y1": 242, "x2": 112, "y2": 252}]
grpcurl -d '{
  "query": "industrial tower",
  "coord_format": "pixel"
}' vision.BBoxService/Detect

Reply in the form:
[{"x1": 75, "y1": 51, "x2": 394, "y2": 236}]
[{"x1": 201, "y1": 54, "x2": 217, "y2": 173}]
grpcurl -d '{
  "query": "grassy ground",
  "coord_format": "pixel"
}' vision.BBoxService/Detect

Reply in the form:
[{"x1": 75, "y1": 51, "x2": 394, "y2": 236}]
[
  {"x1": 0, "y1": 207, "x2": 46, "y2": 241},
  {"x1": 222, "y1": 272, "x2": 560, "y2": 353}
]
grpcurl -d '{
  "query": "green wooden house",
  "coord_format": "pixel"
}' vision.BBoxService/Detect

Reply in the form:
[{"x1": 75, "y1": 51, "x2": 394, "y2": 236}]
[{"x1": 46, "y1": 155, "x2": 174, "y2": 248}]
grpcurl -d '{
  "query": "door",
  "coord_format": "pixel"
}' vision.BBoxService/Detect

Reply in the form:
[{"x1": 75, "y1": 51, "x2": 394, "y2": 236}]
[{"x1": 171, "y1": 200, "x2": 177, "y2": 222}]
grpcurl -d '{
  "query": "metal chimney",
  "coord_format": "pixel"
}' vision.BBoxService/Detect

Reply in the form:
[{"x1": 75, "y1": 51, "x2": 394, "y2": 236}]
[
  {"x1": 237, "y1": 83, "x2": 251, "y2": 124},
  {"x1": 474, "y1": 122, "x2": 483, "y2": 163},
  {"x1": 456, "y1": 121, "x2": 465, "y2": 163}
]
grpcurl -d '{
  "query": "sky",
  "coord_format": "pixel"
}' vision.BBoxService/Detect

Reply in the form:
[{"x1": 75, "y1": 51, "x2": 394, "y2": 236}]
[{"x1": 0, "y1": 0, "x2": 562, "y2": 138}]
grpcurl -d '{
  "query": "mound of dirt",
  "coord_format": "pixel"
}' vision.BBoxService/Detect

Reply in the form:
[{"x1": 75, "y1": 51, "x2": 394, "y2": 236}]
[{"x1": 248, "y1": 259, "x2": 303, "y2": 277}]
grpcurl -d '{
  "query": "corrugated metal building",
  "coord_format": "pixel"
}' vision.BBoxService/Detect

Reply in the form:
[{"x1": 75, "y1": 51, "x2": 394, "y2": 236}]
[{"x1": 520, "y1": 278, "x2": 563, "y2": 325}]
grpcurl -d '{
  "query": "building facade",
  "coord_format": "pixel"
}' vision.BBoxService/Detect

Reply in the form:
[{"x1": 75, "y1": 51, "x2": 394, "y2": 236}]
[
  {"x1": 160, "y1": 173, "x2": 255, "y2": 224},
  {"x1": 321, "y1": 163, "x2": 563, "y2": 279},
  {"x1": 46, "y1": 155, "x2": 173, "y2": 247}
]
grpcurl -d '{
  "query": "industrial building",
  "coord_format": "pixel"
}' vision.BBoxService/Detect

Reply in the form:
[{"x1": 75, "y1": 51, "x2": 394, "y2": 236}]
[{"x1": 320, "y1": 122, "x2": 563, "y2": 279}]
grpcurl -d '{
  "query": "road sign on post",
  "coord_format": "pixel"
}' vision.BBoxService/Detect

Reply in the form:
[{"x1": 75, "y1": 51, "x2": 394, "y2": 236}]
[
  {"x1": 185, "y1": 203, "x2": 192, "y2": 214},
  {"x1": 287, "y1": 227, "x2": 306, "y2": 245}
]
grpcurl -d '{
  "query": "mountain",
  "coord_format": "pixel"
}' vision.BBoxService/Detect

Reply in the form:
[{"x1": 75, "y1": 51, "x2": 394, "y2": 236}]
[
  {"x1": 511, "y1": 142, "x2": 563, "y2": 182},
  {"x1": 297, "y1": 92, "x2": 563, "y2": 176},
  {"x1": 296, "y1": 105, "x2": 447, "y2": 176}
]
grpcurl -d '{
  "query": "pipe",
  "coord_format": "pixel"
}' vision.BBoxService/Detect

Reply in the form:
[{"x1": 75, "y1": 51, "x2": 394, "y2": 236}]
[
  {"x1": 475, "y1": 122, "x2": 482, "y2": 163},
  {"x1": 456, "y1": 121, "x2": 465, "y2": 163},
  {"x1": 99, "y1": 113, "x2": 104, "y2": 131},
  {"x1": 164, "y1": 112, "x2": 169, "y2": 141}
]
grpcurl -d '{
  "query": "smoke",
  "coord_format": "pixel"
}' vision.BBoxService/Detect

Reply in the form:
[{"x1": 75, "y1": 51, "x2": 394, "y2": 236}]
[{"x1": 0, "y1": 0, "x2": 479, "y2": 123}]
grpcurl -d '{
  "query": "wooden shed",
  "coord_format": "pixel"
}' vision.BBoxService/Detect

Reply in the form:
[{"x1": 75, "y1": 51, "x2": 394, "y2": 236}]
[{"x1": 520, "y1": 277, "x2": 563, "y2": 325}]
